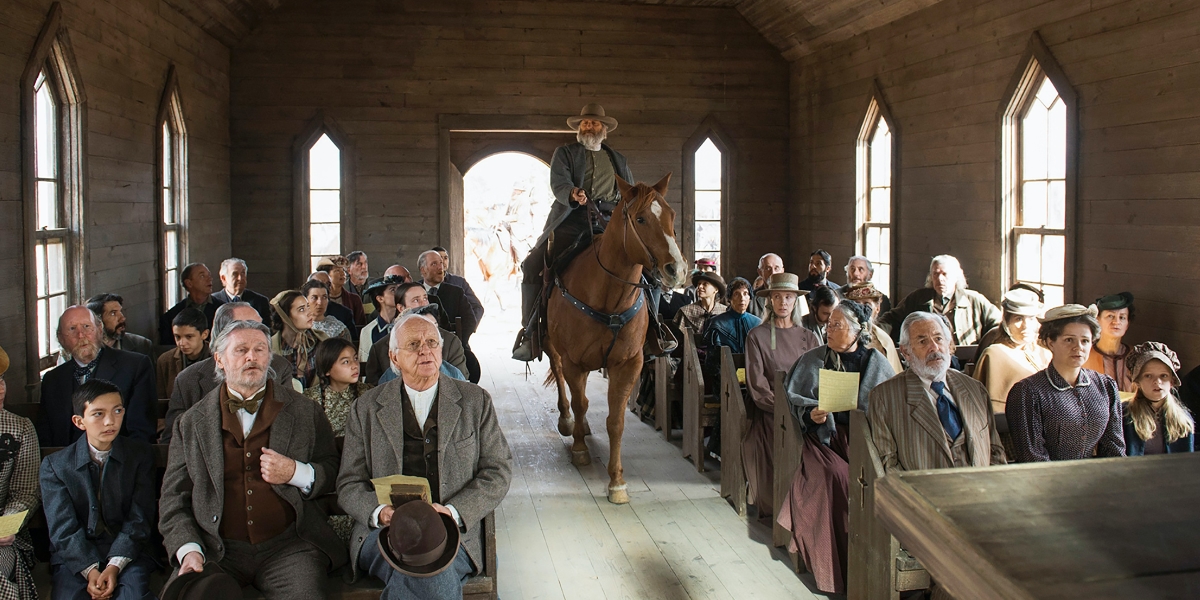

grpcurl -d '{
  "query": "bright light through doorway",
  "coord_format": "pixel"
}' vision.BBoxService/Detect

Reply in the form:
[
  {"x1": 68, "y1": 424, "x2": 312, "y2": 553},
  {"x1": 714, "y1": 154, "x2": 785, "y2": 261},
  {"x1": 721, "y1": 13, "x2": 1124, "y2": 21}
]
[{"x1": 463, "y1": 152, "x2": 553, "y2": 335}]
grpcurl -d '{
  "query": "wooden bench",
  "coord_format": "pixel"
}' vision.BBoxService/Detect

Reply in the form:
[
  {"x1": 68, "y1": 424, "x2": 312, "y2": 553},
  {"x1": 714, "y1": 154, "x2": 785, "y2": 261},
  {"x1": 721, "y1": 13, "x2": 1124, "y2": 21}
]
[
  {"x1": 680, "y1": 327, "x2": 719, "y2": 472},
  {"x1": 718, "y1": 347, "x2": 748, "y2": 515},
  {"x1": 771, "y1": 370, "x2": 804, "y2": 570},
  {"x1": 954, "y1": 344, "x2": 977, "y2": 377},
  {"x1": 847, "y1": 410, "x2": 930, "y2": 599},
  {"x1": 653, "y1": 355, "x2": 682, "y2": 441}
]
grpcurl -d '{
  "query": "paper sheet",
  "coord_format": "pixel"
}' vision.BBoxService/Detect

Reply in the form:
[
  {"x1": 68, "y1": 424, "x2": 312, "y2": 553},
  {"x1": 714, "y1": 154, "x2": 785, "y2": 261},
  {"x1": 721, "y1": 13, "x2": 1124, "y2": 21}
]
[
  {"x1": 0, "y1": 511, "x2": 28, "y2": 537},
  {"x1": 371, "y1": 475, "x2": 432, "y2": 506},
  {"x1": 1119, "y1": 391, "x2": 1135, "y2": 402},
  {"x1": 735, "y1": 368, "x2": 746, "y2": 385},
  {"x1": 818, "y1": 369, "x2": 860, "y2": 413}
]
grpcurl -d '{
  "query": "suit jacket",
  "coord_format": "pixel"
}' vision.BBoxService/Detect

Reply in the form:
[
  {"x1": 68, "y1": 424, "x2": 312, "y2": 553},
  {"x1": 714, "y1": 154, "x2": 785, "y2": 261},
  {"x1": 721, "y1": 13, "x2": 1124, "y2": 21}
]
[
  {"x1": 160, "y1": 297, "x2": 225, "y2": 346},
  {"x1": 37, "y1": 348, "x2": 158, "y2": 446},
  {"x1": 113, "y1": 333, "x2": 154, "y2": 362},
  {"x1": 159, "y1": 381, "x2": 345, "y2": 568},
  {"x1": 160, "y1": 355, "x2": 295, "y2": 444},
  {"x1": 40, "y1": 435, "x2": 156, "y2": 574},
  {"x1": 156, "y1": 345, "x2": 212, "y2": 399},
  {"x1": 325, "y1": 300, "x2": 359, "y2": 343},
  {"x1": 444, "y1": 274, "x2": 485, "y2": 324},
  {"x1": 878, "y1": 287, "x2": 1001, "y2": 346},
  {"x1": 364, "y1": 328, "x2": 467, "y2": 385},
  {"x1": 211, "y1": 289, "x2": 272, "y2": 324},
  {"x1": 337, "y1": 375, "x2": 512, "y2": 579},
  {"x1": 867, "y1": 369, "x2": 1006, "y2": 473},
  {"x1": 419, "y1": 281, "x2": 478, "y2": 346}
]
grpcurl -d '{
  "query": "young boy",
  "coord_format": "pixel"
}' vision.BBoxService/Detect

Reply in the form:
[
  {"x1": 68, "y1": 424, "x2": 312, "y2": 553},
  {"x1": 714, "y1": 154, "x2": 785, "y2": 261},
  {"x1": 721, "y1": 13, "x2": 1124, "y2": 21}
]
[
  {"x1": 40, "y1": 379, "x2": 156, "y2": 600},
  {"x1": 156, "y1": 307, "x2": 211, "y2": 398}
]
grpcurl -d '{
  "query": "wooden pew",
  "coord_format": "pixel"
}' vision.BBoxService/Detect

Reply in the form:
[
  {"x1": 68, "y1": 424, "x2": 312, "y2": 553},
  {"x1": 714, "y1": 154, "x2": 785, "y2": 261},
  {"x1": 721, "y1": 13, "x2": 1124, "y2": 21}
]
[
  {"x1": 771, "y1": 370, "x2": 804, "y2": 558},
  {"x1": 847, "y1": 410, "x2": 930, "y2": 599},
  {"x1": 718, "y1": 347, "x2": 748, "y2": 515},
  {"x1": 954, "y1": 344, "x2": 978, "y2": 377},
  {"x1": 654, "y1": 355, "x2": 682, "y2": 441},
  {"x1": 680, "y1": 327, "x2": 719, "y2": 471}
]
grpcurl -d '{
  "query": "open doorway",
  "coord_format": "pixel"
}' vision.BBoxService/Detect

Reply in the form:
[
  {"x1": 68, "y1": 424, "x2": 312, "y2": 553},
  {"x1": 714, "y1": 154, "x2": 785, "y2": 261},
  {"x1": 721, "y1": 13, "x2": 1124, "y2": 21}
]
[{"x1": 462, "y1": 152, "x2": 553, "y2": 336}]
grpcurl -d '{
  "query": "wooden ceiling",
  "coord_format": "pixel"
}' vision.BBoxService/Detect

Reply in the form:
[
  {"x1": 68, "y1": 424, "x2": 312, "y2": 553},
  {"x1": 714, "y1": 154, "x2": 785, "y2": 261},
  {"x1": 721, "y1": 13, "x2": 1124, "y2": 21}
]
[{"x1": 165, "y1": 0, "x2": 943, "y2": 60}]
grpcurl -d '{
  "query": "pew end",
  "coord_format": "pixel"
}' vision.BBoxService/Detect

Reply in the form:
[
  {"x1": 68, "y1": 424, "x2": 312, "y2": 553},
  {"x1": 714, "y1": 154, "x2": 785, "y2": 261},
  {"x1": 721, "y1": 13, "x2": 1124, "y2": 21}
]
[
  {"x1": 680, "y1": 327, "x2": 719, "y2": 472},
  {"x1": 718, "y1": 347, "x2": 748, "y2": 515},
  {"x1": 771, "y1": 370, "x2": 804, "y2": 572}
]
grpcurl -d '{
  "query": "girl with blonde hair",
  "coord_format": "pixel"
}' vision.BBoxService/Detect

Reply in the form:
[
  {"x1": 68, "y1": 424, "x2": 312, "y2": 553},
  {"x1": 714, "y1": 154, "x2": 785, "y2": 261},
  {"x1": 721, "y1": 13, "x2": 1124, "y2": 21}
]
[{"x1": 1123, "y1": 342, "x2": 1195, "y2": 455}]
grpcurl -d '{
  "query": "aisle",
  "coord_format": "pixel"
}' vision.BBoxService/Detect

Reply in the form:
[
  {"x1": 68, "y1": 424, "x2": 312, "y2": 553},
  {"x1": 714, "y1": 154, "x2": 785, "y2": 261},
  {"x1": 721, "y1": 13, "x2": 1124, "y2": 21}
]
[{"x1": 473, "y1": 328, "x2": 831, "y2": 600}]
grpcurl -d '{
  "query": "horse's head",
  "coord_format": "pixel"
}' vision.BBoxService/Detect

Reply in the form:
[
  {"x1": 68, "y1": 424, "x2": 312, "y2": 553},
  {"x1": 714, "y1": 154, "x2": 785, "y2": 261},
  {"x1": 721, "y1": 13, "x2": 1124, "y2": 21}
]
[{"x1": 614, "y1": 174, "x2": 688, "y2": 289}]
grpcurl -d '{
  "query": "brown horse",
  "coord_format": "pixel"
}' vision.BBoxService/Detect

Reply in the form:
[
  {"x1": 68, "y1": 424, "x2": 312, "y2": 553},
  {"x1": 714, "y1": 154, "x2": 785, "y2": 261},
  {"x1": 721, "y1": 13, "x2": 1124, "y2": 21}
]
[{"x1": 544, "y1": 174, "x2": 687, "y2": 504}]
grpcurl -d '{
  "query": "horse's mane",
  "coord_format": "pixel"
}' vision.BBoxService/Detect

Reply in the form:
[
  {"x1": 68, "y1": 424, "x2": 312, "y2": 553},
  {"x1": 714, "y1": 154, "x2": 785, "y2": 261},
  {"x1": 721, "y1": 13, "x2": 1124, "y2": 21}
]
[{"x1": 617, "y1": 181, "x2": 660, "y2": 216}]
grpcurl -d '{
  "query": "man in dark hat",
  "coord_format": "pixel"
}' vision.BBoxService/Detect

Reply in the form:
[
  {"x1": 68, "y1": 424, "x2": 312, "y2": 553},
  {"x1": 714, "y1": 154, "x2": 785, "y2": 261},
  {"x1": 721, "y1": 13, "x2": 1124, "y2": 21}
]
[{"x1": 359, "y1": 274, "x2": 407, "y2": 365}]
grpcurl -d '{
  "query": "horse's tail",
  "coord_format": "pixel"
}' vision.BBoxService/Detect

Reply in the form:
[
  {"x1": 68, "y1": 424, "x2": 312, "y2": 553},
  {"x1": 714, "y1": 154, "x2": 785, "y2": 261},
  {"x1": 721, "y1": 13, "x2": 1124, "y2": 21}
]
[{"x1": 543, "y1": 355, "x2": 558, "y2": 388}]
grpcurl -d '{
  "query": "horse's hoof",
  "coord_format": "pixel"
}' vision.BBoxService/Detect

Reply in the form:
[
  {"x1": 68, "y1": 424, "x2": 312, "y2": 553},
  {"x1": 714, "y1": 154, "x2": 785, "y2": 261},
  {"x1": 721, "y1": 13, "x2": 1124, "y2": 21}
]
[
  {"x1": 571, "y1": 449, "x2": 591, "y2": 466},
  {"x1": 608, "y1": 485, "x2": 630, "y2": 505},
  {"x1": 557, "y1": 417, "x2": 573, "y2": 437}
]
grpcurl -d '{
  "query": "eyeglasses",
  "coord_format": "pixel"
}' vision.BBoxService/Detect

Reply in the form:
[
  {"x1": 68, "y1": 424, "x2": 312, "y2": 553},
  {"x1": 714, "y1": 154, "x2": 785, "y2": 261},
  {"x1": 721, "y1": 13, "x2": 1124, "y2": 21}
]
[
  {"x1": 400, "y1": 339, "x2": 442, "y2": 353},
  {"x1": 827, "y1": 322, "x2": 852, "y2": 332}
]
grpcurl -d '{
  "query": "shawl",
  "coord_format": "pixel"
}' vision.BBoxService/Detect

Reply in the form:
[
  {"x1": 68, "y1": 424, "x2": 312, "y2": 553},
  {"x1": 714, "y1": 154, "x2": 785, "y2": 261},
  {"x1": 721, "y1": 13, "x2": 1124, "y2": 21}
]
[{"x1": 784, "y1": 343, "x2": 896, "y2": 446}]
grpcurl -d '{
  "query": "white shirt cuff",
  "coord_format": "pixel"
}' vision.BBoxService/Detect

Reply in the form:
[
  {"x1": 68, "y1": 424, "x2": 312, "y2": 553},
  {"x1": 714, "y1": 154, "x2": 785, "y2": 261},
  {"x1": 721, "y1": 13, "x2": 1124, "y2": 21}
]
[
  {"x1": 446, "y1": 504, "x2": 464, "y2": 529},
  {"x1": 287, "y1": 461, "x2": 315, "y2": 495},
  {"x1": 81, "y1": 563, "x2": 98, "y2": 577},
  {"x1": 370, "y1": 504, "x2": 387, "y2": 529},
  {"x1": 108, "y1": 556, "x2": 131, "y2": 571},
  {"x1": 176, "y1": 543, "x2": 204, "y2": 566}
]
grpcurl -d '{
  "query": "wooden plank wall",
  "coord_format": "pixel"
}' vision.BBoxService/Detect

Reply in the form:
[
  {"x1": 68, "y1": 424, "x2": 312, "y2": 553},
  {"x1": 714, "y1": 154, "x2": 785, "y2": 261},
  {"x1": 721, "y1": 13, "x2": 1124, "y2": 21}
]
[
  {"x1": 789, "y1": 0, "x2": 1200, "y2": 364},
  {"x1": 0, "y1": 0, "x2": 230, "y2": 401},
  {"x1": 228, "y1": 0, "x2": 791, "y2": 293}
]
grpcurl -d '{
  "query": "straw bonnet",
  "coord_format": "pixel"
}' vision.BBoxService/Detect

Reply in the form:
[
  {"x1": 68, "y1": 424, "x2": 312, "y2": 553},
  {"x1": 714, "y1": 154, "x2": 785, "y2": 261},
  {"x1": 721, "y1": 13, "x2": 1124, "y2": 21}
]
[
  {"x1": 1001, "y1": 288, "x2": 1044, "y2": 317},
  {"x1": 1038, "y1": 304, "x2": 1097, "y2": 324},
  {"x1": 0, "y1": 344, "x2": 8, "y2": 377},
  {"x1": 841, "y1": 282, "x2": 884, "y2": 302},
  {"x1": 1125, "y1": 341, "x2": 1182, "y2": 387},
  {"x1": 1094, "y1": 291, "x2": 1134, "y2": 312},
  {"x1": 567, "y1": 103, "x2": 618, "y2": 131},
  {"x1": 379, "y1": 501, "x2": 461, "y2": 578},
  {"x1": 756, "y1": 273, "x2": 804, "y2": 298},
  {"x1": 691, "y1": 271, "x2": 726, "y2": 297}
]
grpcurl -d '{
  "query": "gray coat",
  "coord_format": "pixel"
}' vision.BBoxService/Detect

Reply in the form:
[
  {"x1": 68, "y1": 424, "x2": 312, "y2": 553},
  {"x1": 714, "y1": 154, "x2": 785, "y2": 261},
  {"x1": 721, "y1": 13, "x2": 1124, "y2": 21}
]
[
  {"x1": 337, "y1": 374, "x2": 512, "y2": 579},
  {"x1": 539, "y1": 142, "x2": 635, "y2": 247},
  {"x1": 784, "y1": 345, "x2": 895, "y2": 446},
  {"x1": 878, "y1": 287, "x2": 1001, "y2": 346},
  {"x1": 161, "y1": 355, "x2": 295, "y2": 443},
  {"x1": 158, "y1": 381, "x2": 345, "y2": 569}
]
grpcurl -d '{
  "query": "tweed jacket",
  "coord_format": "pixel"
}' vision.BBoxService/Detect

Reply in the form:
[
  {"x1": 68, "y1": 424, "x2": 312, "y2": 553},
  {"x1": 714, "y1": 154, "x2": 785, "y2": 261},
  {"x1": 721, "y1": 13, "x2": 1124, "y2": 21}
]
[
  {"x1": 867, "y1": 369, "x2": 1006, "y2": 472},
  {"x1": 337, "y1": 374, "x2": 512, "y2": 579},
  {"x1": 211, "y1": 289, "x2": 273, "y2": 324},
  {"x1": 160, "y1": 355, "x2": 295, "y2": 444},
  {"x1": 37, "y1": 347, "x2": 158, "y2": 446},
  {"x1": 878, "y1": 287, "x2": 1001, "y2": 346},
  {"x1": 159, "y1": 381, "x2": 344, "y2": 569},
  {"x1": 539, "y1": 142, "x2": 635, "y2": 247}
]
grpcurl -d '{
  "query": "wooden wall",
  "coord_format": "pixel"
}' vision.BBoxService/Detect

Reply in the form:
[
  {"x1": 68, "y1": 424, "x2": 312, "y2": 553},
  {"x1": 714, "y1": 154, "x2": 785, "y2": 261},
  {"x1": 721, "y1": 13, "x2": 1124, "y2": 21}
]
[
  {"x1": 789, "y1": 0, "x2": 1200, "y2": 363},
  {"x1": 0, "y1": 0, "x2": 230, "y2": 400},
  {"x1": 229, "y1": 0, "x2": 791, "y2": 293}
]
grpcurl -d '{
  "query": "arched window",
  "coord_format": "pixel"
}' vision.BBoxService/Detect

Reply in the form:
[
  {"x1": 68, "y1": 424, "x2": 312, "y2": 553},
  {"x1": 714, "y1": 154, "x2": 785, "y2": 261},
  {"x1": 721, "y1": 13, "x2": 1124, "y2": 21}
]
[
  {"x1": 23, "y1": 4, "x2": 85, "y2": 375},
  {"x1": 856, "y1": 91, "x2": 896, "y2": 296},
  {"x1": 693, "y1": 139, "x2": 723, "y2": 270},
  {"x1": 1001, "y1": 36, "x2": 1075, "y2": 307},
  {"x1": 294, "y1": 113, "x2": 353, "y2": 279},
  {"x1": 683, "y1": 117, "x2": 734, "y2": 274},
  {"x1": 157, "y1": 68, "x2": 187, "y2": 311}
]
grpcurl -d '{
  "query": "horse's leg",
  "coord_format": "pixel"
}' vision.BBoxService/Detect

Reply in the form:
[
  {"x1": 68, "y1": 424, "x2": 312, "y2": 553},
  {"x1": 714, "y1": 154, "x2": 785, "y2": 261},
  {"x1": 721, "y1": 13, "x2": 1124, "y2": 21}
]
[
  {"x1": 560, "y1": 360, "x2": 592, "y2": 466},
  {"x1": 604, "y1": 354, "x2": 643, "y2": 504},
  {"x1": 546, "y1": 343, "x2": 573, "y2": 436}
]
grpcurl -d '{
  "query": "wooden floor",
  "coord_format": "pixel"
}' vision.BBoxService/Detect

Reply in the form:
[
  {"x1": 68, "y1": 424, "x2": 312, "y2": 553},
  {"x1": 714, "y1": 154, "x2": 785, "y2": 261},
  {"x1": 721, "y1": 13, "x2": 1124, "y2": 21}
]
[{"x1": 473, "y1": 327, "x2": 833, "y2": 600}]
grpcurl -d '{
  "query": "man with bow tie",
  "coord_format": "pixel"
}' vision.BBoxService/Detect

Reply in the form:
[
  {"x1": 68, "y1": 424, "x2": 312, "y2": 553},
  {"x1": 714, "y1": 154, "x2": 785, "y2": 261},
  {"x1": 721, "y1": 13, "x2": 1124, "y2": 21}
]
[{"x1": 159, "y1": 320, "x2": 344, "y2": 599}]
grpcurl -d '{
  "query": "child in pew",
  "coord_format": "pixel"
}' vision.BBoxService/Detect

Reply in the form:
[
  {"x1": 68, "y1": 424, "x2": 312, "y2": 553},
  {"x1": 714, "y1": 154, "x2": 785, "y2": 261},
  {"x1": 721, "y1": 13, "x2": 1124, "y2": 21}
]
[
  {"x1": 0, "y1": 343, "x2": 41, "y2": 600},
  {"x1": 40, "y1": 380, "x2": 157, "y2": 600},
  {"x1": 156, "y1": 308, "x2": 212, "y2": 399}
]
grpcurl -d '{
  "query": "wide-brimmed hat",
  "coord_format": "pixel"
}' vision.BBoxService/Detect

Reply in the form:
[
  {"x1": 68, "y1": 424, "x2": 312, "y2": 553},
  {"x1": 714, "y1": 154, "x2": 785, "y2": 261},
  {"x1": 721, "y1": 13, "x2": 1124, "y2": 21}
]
[
  {"x1": 1095, "y1": 291, "x2": 1134, "y2": 312},
  {"x1": 841, "y1": 282, "x2": 883, "y2": 302},
  {"x1": 379, "y1": 501, "x2": 461, "y2": 578},
  {"x1": 316, "y1": 256, "x2": 350, "y2": 271},
  {"x1": 363, "y1": 275, "x2": 407, "y2": 301},
  {"x1": 159, "y1": 565, "x2": 241, "y2": 600},
  {"x1": 1038, "y1": 304, "x2": 1097, "y2": 324},
  {"x1": 691, "y1": 271, "x2": 726, "y2": 297},
  {"x1": 1001, "y1": 288, "x2": 1044, "y2": 317},
  {"x1": 0, "y1": 345, "x2": 8, "y2": 376},
  {"x1": 756, "y1": 273, "x2": 805, "y2": 298},
  {"x1": 567, "y1": 103, "x2": 618, "y2": 132},
  {"x1": 1126, "y1": 341, "x2": 1182, "y2": 387}
]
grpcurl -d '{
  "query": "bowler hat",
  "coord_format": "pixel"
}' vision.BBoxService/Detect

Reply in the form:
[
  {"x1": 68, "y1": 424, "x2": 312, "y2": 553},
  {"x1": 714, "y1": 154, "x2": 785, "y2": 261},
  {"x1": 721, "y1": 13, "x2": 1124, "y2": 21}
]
[
  {"x1": 363, "y1": 275, "x2": 407, "y2": 301},
  {"x1": 755, "y1": 273, "x2": 805, "y2": 298},
  {"x1": 567, "y1": 103, "x2": 618, "y2": 132},
  {"x1": 159, "y1": 566, "x2": 241, "y2": 600},
  {"x1": 691, "y1": 271, "x2": 726, "y2": 297},
  {"x1": 379, "y1": 501, "x2": 461, "y2": 578}
]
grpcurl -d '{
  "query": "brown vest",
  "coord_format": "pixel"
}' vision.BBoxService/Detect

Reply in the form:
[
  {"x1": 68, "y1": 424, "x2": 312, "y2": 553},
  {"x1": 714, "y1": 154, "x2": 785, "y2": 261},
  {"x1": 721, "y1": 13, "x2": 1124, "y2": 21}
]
[
  {"x1": 400, "y1": 387, "x2": 441, "y2": 504},
  {"x1": 947, "y1": 430, "x2": 971, "y2": 468},
  {"x1": 219, "y1": 382, "x2": 296, "y2": 544}
]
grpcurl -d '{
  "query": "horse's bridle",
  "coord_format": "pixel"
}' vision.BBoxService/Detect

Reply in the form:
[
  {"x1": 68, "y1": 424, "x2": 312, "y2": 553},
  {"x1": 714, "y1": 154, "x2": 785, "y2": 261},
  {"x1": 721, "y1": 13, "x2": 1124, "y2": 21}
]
[{"x1": 590, "y1": 188, "x2": 661, "y2": 294}]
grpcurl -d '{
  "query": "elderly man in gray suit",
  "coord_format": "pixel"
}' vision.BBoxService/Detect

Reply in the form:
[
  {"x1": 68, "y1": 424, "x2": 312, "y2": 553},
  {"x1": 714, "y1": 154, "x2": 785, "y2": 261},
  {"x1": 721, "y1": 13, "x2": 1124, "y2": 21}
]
[
  {"x1": 159, "y1": 320, "x2": 345, "y2": 599},
  {"x1": 161, "y1": 302, "x2": 295, "y2": 443},
  {"x1": 338, "y1": 313, "x2": 512, "y2": 599},
  {"x1": 867, "y1": 311, "x2": 1006, "y2": 473}
]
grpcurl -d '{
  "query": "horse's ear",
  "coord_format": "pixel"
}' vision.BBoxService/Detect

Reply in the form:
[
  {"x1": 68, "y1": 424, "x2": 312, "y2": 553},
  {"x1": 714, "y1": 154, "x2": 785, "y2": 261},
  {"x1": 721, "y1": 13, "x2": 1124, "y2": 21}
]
[
  {"x1": 652, "y1": 172, "x2": 671, "y2": 197},
  {"x1": 616, "y1": 175, "x2": 634, "y2": 199}
]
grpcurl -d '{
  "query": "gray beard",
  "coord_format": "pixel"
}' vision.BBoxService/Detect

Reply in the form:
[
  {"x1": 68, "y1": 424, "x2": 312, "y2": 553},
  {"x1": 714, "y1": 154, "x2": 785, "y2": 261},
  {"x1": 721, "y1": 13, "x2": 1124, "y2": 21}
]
[
  {"x1": 909, "y1": 351, "x2": 950, "y2": 382},
  {"x1": 577, "y1": 130, "x2": 606, "y2": 151}
]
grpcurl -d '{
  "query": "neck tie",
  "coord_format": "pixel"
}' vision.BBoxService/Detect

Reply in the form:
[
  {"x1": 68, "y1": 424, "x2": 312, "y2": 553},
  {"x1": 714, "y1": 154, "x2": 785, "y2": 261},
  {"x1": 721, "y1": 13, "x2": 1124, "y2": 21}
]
[
  {"x1": 231, "y1": 295, "x2": 240, "y2": 303},
  {"x1": 930, "y1": 381, "x2": 962, "y2": 441},
  {"x1": 225, "y1": 387, "x2": 267, "y2": 415},
  {"x1": 74, "y1": 360, "x2": 98, "y2": 385}
]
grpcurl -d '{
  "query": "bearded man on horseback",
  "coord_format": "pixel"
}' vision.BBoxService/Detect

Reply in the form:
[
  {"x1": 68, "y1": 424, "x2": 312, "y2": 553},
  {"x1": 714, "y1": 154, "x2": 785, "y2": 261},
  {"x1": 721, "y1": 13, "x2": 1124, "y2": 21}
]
[{"x1": 513, "y1": 103, "x2": 677, "y2": 361}]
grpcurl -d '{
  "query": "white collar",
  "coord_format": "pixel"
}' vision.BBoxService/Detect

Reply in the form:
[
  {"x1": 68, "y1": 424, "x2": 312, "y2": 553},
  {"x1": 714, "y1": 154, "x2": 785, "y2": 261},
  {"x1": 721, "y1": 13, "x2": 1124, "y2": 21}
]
[
  {"x1": 87, "y1": 442, "x2": 111, "y2": 466},
  {"x1": 227, "y1": 385, "x2": 267, "y2": 401}
]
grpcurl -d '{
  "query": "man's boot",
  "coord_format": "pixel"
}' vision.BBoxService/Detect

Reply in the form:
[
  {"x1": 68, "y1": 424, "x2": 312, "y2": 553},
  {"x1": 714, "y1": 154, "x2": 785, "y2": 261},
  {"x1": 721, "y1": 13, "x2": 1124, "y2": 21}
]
[{"x1": 512, "y1": 282, "x2": 542, "y2": 361}]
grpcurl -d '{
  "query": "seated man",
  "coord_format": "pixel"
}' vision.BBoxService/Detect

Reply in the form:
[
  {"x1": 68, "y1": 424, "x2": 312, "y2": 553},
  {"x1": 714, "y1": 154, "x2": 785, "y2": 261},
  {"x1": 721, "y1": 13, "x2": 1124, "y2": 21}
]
[
  {"x1": 378, "y1": 312, "x2": 467, "y2": 384},
  {"x1": 844, "y1": 255, "x2": 891, "y2": 314},
  {"x1": 159, "y1": 320, "x2": 345, "y2": 598},
  {"x1": 878, "y1": 255, "x2": 1000, "y2": 346},
  {"x1": 366, "y1": 283, "x2": 468, "y2": 384},
  {"x1": 799, "y1": 249, "x2": 841, "y2": 292},
  {"x1": 801, "y1": 285, "x2": 838, "y2": 344},
  {"x1": 338, "y1": 314, "x2": 512, "y2": 598},
  {"x1": 41, "y1": 380, "x2": 157, "y2": 600},
  {"x1": 359, "y1": 275, "x2": 406, "y2": 364},
  {"x1": 86, "y1": 293, "x2": 153, "y2": 361},
  {"x1": 345, "y1": 250, "x2": 369, "y2": 297},
  {"x1": 748, "y1": 253, "x2": 785, "y2": 320},
  {"x1": 157, "y1": 308, "x2": 211, "y2": 399},
  {"x1": 161, "y1": 302, "x2": 295, "y2": 444},
  {"x1": 211, "y1": 257, "x2": 273, "y2": 322},
  {"x1": 432, "y1": 246, "x2": 484, "y2": 325},
  {"x1": 38, "y1": 307, "x2": 157, "y2": 446},
  {"x1": 417, "y1": 250, "x2": 480, "y2": 383},
  {"x1": 160, "y1": 262, "x2": 225, "y2": 346}
]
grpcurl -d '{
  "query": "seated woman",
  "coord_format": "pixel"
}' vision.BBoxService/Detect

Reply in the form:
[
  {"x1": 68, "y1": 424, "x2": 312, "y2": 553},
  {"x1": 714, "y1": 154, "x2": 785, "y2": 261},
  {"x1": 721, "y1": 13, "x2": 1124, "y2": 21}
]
[
  {"x1": 1006, "y1": 304, "x2": 1126, "y2": 462},
  {"x1": 743, "y1": 273, "x2": 819, "y2": 518},
  {"x1": 0, "y1": 345, "x2": 39, "y2": 600},
  {"x1": 973, "y1": 287, "x2": 1050, "y2": 414},
  {"x1": 1083, "y1": 292, "x2": 1135, "y2": 392},
  {"x1": 1123, "y1": 342, "x2": 1195, "y2": 455},
  {"x1": 841, "y1": 282, "x2": 902, "y2": 373},
  {"x1": 674, "y1": 271, "x2": 727, "y2": 340},
  {"x1": 302, "y1": 279, "x2": 352, "y2": 341},
  {"x1": 703, "y1": 277, "x2": 762, "y2": 375},
  {"x1": 270, "y1": 289, "x2": 329, "y2": 388},
  {"x1": 778, "y1": 302, "x2": 894, "y2": 594}
]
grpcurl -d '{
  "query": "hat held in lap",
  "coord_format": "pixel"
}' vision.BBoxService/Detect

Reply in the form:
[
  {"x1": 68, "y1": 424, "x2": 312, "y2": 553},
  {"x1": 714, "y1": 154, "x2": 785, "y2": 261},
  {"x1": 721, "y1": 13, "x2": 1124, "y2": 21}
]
[{"x1": 379, "y1": 500, "x2": 461, "y2": 578}]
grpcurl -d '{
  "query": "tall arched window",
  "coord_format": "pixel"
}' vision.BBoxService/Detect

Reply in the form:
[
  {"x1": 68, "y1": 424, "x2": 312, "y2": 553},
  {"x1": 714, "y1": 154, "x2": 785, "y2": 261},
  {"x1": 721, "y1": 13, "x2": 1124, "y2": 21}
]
[
  {"x1": 294, "y1": 113, "x2": 354, "y2": 280},
  {"x1": 23, "y1": 4, "x2": 85, "y2": 375},
  {"x1": 683, "y1": 117, "x2": 734, "y2": 275},
  {"x1": 157, "y1": 68, "x2": 187, "y2": 311},
  {"x1": 856, "y1": 91, "x2": 896, "y2": 296},
  {"x1": 1001, "y1": 36, "x2": 1075, "y2": 307},
  {"x1": 693, "y1": 139, "x2": 723, "y2": 270}
]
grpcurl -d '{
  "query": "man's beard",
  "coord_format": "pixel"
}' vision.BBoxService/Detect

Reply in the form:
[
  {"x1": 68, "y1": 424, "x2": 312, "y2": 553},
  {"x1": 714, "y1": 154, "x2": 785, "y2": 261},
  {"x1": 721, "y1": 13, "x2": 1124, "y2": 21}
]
[
  {"x1": 577, "y1": 129, "x2": 606, "y2": 151},
  {"x1": 909, "y1": 350, "x2": 950, "y2": 382},
  {"x1": 72, "y1": 338, "x2": 102, "y2": 364},
  {"x1": 228, "y1": 363, "x2": 270, "y2": 391}
]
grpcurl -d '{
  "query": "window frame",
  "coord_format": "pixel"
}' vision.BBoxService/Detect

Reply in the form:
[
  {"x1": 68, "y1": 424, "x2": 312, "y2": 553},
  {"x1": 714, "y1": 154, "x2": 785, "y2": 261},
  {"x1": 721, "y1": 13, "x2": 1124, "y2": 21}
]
[
  {"x1": 681, "y1": 116, "x2": 736, "y2": 278},
  {"x1": 998, "y1": 33, "x2": 1078, "y2": 303},
  {"x1": 293, "y1": 112, "x2": 355, "y2": 283},
  {"x1": 156, "y1": 65, "x2": 188, "y2": 314},
  {"x1": 855, "y1": 83, "x2": 900, "y2": 299},
  {"x1": 21, "y1": 3, "x2": 87, "y2": 379}
]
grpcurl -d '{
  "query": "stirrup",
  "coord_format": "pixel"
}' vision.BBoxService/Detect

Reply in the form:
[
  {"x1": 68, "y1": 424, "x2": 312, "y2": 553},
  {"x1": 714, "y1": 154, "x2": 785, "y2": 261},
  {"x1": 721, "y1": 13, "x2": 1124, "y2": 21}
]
[
  {"x1": 644, "y1": 325, "x2": 678, "y2": 357},
  {"x1": 512, "y1": 329, "x2": 536, "y2": 362}
]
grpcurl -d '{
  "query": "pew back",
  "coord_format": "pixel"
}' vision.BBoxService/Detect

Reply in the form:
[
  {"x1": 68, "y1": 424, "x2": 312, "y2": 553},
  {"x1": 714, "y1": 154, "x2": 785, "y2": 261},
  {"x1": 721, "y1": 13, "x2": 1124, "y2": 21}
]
[
  {"x1": 718, "y1": 347, "x2": 748, "y2": 515},
  {"x1": 771, "y1": 370, "x2": 803, "y2": 554}
]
